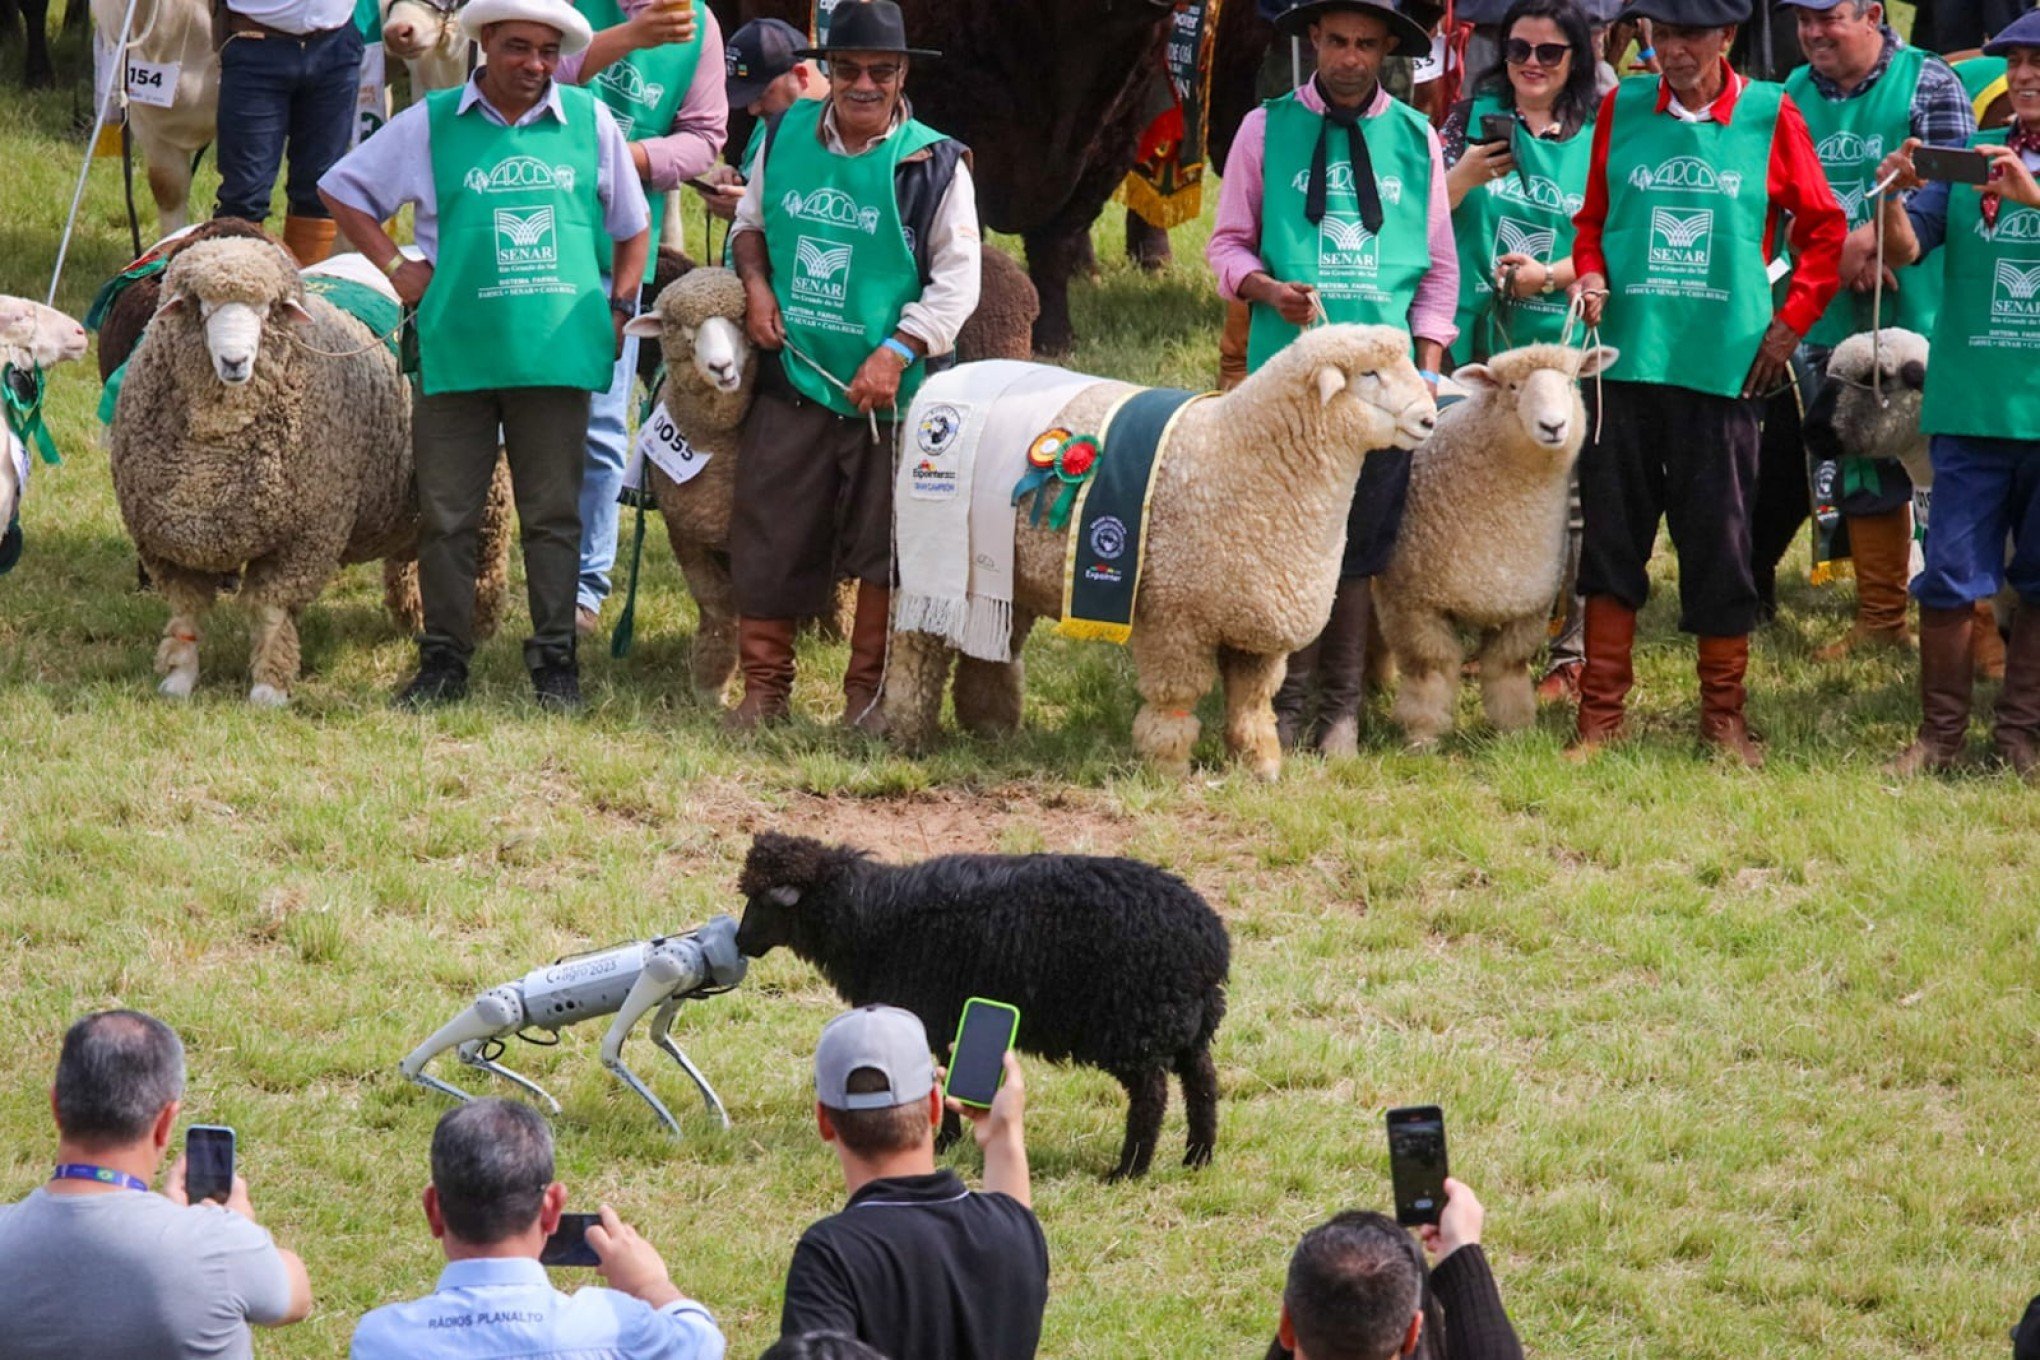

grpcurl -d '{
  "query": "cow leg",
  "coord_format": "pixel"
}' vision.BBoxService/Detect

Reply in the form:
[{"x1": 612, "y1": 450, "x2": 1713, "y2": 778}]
[
  {"x1": 1124, "y1": 207, "x2": 1172, "y2": 273},
  {"x1": 1021, "y1": 226, "x2": 1083, "y2": 357},
  {"x1": 1110, "y1": 1067, "x2": 1168, "y2": 1181},
  {"x1": 1176, "y1": 1046, "x2": 1219, "y2": 1169}
]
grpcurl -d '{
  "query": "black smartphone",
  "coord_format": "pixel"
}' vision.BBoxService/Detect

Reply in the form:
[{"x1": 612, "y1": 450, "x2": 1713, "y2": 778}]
[
  {"x1": 540, "y1": 1212, "x2": 602, "y2": 1267},
  {"x1": 943, "y1": 997, "x2": 1021, "y2": 1108},
  {"x1": 184, "y1": 1125, "x2": 235, "y2": 1204},
  {"x1": 1478, "y1": 113, "x2": 1515, "y2": 146},
  {"x1": 1913, "y1": 146, "x2": 1990, "y2": 185},
  {"x1": 1385, "y1": 1106, "x2": 1448, "y2": 1227}
]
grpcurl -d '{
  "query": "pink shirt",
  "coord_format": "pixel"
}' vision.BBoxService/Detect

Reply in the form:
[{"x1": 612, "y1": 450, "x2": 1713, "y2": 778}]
[
  {"x1": 557, "y1": 6, "x2": 728, "y2": 192},
  {"x1": 1206, "y1": 80, "x2": 1458, "y2": 350}
]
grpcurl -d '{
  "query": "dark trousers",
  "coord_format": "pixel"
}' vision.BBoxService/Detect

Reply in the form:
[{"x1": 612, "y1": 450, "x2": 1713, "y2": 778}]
[
  {"x1": 414, "y1": 385, "x2": 590, "y2": 659},
  {"x1": 730, "y1": 379, "x2": 894, "y2": 618},
  {"x1": 214, "y1": 22, "x2": 362, "y2": 221},
  {"x1": 1340, "y1": 446, "x2": 1413, "y2": 581},
  {"x1": 1578, "y1": 379, "x2": 1763, "y2": 637},
  {"x1": 1914, "y1": 435, "x2": 2040, "y2": 610}
]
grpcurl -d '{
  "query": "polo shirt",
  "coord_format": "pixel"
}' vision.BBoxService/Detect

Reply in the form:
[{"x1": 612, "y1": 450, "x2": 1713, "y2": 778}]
[{"x1": 780, "y1": 1170, "x2": 1049, "y2": 1360}]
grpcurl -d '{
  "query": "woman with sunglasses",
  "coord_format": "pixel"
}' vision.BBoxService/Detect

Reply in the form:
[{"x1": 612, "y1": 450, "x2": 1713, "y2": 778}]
[{"x1": 1441, "y1": 0, "x2": 1601, "y2": 362}]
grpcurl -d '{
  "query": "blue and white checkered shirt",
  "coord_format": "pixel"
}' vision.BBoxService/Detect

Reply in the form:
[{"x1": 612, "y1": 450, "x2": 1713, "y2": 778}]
[{"x1": 349, "y1": 1257, "x2": 724, "y2": 1360}]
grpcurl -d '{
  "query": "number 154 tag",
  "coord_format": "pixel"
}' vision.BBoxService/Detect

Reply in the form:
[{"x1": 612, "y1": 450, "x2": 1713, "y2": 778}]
[{"x1": 125, "y1": 59, "x2": 179, "y2": 108}]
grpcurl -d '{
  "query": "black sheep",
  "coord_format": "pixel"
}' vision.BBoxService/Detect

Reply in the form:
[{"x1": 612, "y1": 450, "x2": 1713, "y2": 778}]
[{"x1": 736, "y1": 832, "x2": 1230, "y2": 1180}]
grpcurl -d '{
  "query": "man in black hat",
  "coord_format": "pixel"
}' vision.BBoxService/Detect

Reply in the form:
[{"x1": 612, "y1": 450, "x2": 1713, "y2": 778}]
[
  {"x1": 725, "y1": 0, "x2": 980, "y2": 731},
  {"x1": 1206, "y1": 0, "x2": 1459, "y2": 759},
  {"x1": 698, "y1": 17, "x2": 821, "y2": 224},
  {"x1": 1565, "y1": 0, "x2": 1844, "y2": 765}
]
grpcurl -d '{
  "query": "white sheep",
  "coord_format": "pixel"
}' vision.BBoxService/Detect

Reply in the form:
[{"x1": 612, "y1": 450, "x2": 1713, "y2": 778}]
[
  {"x1": 380, "y1": 0, "x2": 471, "y2": 95},
  {"x1": 884, "y1": 324, "x2": 1439, "y2": 779},
  {"x1": 0, "y1": 296, "x2": 90, "y2": 569},
  {"x1": 1375, "y1": 342, "x2": 1619, "y2": 748},
  {"x1": 109, "y1": 237, "x2": 511, "y2": 704}
]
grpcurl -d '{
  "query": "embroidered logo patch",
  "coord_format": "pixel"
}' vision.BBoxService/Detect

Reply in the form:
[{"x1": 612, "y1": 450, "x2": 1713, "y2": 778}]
[
  {"x1": 493, "y1": 206, "x2": 557, "y2": 270},
  {"x1": 1089, "y1": 515, "x2": 1128, "y2": 561},
  {"x1": 917, "y1": 404, "x2": 963, "y2": 454}
]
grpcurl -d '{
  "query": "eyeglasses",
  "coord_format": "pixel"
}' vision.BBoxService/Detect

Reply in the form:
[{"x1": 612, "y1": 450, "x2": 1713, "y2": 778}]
[
  {"x1": 1504, "y1": 38, "x2": 1572, "y2": 65},
  {"x1": 828, "y1": 59, "x2": 902, "y2": 85}
]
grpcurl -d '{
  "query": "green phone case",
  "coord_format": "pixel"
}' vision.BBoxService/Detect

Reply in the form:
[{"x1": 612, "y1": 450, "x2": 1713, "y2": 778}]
[{"x1": 943, "y1": 997, "x2": 1021, "y2": 1108}]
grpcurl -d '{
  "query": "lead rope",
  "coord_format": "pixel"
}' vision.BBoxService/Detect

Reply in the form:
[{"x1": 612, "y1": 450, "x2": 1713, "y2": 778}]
[
  {"x1": 782, "y1": 334, "x2": 882, "y2": 442},
  {"x1": 1560, "y1": 289, "x2": 1608, "y2": 444},
  {"x1": 1867, "y1": 166, "x2": 1903, "y2": 409}
]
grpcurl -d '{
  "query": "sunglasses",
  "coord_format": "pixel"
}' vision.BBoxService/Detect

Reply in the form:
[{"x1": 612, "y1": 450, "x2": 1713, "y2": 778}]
[
  {"x1": 827, "y1": 59, "x2": 902, "y2": 84},
  {"x1": 1504, "y1": 38, "x2": 1572, "y2": 65}
]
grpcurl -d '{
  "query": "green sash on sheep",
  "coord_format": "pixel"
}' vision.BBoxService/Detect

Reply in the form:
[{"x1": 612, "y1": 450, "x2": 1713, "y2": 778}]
[
  {"x1": 1249, "y1": 91, "x2": 1433, "y2": 372},
  {"x1": 1786, "y1": 47, "x2": 1942, "y2": 346},
  {"x1": 1058, "y1": 386, "x2": 1210, "y2": 645},
  {"x1": 1920, "y1": 129, "x2": 2040, "y2": 441},
  {"x1": 1596, "y1": 77, "x2": 1781, "y2": 397},
  {"x1": 577, "y1": 0, "x2": 700, "y2": 285},
  {"x1": 1449, "y1": 95, "x2": 1594, "y2": 360},
  {"x1": 761, "y1": 100, "x2": 944, "y2": 418},
  {"x1": 420, "y1": 84, "x2": 614, "y2": 396}
]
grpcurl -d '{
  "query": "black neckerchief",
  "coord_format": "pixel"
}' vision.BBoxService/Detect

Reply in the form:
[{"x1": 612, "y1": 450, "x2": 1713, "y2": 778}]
[{"x1": 1306, "y1": 77, "x2": 1384, "y2": 235}]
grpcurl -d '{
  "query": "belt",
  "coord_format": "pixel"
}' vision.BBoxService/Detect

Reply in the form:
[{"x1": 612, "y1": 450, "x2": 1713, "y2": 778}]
[{"x1": 223, "y1": 10, "x2": 345, "y2": 40}]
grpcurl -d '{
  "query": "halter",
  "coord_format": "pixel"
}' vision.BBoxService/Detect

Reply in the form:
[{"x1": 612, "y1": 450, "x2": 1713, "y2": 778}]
[{"x1": 2, "y1": 362, "x2": 59, "y2": 466}]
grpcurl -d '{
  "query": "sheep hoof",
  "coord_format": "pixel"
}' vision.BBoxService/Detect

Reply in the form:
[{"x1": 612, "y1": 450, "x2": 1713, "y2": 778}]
[
  {"x1": 248, "y1": 683, "x2": 290, "y2": 708},
  {"x1": 158, "y1": 672, "x2": 197, "y2": 699}
]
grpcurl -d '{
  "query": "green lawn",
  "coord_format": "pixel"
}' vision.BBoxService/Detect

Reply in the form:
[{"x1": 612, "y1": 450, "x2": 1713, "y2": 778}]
[{"x1": 2, "y1": 33, "x2": 2038, "y2": 1360}]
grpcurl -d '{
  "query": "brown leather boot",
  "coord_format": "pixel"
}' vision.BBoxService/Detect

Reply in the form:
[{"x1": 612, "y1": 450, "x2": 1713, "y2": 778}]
[
  {"x1": 1217, "y1": 300, "x2": 1250, "y2": 392},
  {"x1": 726, "y1": 616, "x2": 796, "y2": 730},
  {"x1": 1313, "y1": 578, "x2": 1374, "y2": 757},
  {"x1": 1971, "y1": 599, "x2": 2006, "y2": 680},
  {"x1": 1272, "y1": 641, "x2": 1319, "y2": 751},
  {"x1": 1991, "y1": 604, "x2": 2040, "y2": 776},
  {"x1": 1696, "y1": 634, "x2": 1764, "y2": 767},
  {"x1": 282, "y1": 215, "x2": 337, "y2": 266},
  {"x1": 1815, "y1": 506, "x2": 1913, "y2": 659},
  {"x1": 1889, "y1": 605, "x2": 1976, "y2": 776},
  {"x1": 841, "y1": 581, "x2": 890, "y2": 734},
  {"x1": 1567, "y1": 595, "x2": 1636, "y2": 758}
]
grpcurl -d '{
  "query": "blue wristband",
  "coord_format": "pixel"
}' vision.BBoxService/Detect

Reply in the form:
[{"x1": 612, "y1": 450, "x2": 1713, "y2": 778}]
[
  {"x1": 881, "y1": 337, "x2": 918, "y2": 366},
  {"x1": 1418, "y1": 368, "x2": 1441, "y2": 384},
  {"x1": 1637, "y1": 45, "x2": 1656, "y2": 59}
]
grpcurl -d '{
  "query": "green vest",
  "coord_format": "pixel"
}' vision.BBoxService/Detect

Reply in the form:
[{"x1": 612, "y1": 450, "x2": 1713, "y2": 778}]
[
  {"x1": 1248, "y1": 89, "x2": 1435, "y2": 372},
  {"x1": 1786, "y1": 47, "x2": 1941, "y2": 346},
  {"x1": 421, "y1": 84, "x2": 615, "y2": 396},
  {"x1": 720, "y1": 122, "x2": 768, "y2": 268},
  {"x1": 1920, "y1": 129, "x2": 2040, "y2": 440},
  {"x1": 576, "y1": 0, "x2": 699, "y2": 284},
  {"x1": 1597, "y1": 76, "x2": 1782, "y2": 397},
  {"x1": 1449, "y1": 95, "x2": 1594, "y2": 360},
  {"x1": 759, "y1": 100, "x2": 944, "y2": 417}
]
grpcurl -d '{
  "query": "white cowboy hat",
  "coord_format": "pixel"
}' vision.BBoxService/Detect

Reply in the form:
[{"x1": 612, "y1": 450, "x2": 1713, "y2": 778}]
[{"x1": 460, "y1": 0, "x2": 594, "y2": 54}]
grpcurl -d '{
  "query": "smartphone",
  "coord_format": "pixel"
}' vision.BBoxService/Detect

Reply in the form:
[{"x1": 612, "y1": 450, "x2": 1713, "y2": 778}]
[
  {"x1": 684, "y1": 177, "x2": 737, "y2": 196},
  {"x1": 1913, "y1": 146, "x2": 1990, "y2": 185},
  {"x1": 184, "y1": 1125, "x2": 235, "y2": 1205},
  {"x1": 1478, "y1": 113, "x2": 1515, "y2": 146},
  {"x1": 943, "y1": 997, "x2": 1020, "y2": 1108},
  {"x1": 1385, "y1": 1106, "x2": 1448, "y2": 1227},
  {"x1": 540, "y1": 1212, "x2": 602, "y2": 1267}
]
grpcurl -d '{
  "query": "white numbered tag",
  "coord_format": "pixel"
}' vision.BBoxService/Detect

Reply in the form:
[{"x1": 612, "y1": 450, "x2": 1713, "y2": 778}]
[
  {"x1": 634, "y1": 402, "x2": 709, "y2": 485},
  {"x1": 125, "y1": 59, "x2": 179, "y2": 108}
]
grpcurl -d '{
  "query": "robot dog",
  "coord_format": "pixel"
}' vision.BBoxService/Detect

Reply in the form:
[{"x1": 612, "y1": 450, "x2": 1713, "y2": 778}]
[{"x1": 400, "y1": 916, "x2": 747, "y2": 1136}]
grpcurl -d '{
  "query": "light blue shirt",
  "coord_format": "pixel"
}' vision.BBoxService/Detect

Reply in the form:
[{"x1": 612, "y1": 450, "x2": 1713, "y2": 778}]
[
  {"x1": 317, "y1": 72, "x2": 651, "y2": 263},
  {"x1": 349, "y1": 1257, "x2": 724, "y2": 1360}
]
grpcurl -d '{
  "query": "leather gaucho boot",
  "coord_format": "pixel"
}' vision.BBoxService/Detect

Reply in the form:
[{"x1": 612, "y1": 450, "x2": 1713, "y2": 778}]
[
  {"x1": 1217, "y1": 300, "x2": 1250, "y2": 392},
  {"x1": 1816, "y1": 506, "x2": 1914, "y2": 659},
  {"x1": 1889, "y1": 605, "x2": 1977, "y2": 776},
  {"x1": 1567, "y1": 595, "x2": 1636, "y2": 759},
  {"x1": 1696, "y1": 634, "x2": 1763, "y2": 767},
  {"x1": 282, "y1": 215, "x2": 337, "y2": 266},
  {"x1": 1972, "y1": 599, "x2": 2007, "y2": 680},
  {"x1": 1991, "y1": 603, "x2": 2040, "y2": 776},
  {"x1": 841, "y1": 581, "x2": 891, "y2": 734},
  {"x1": 1313, "y1": 578, "x2": 1374, "y2": 758},
  {"x1": 726, "y1": 617, "x2": 797, "y2": 730},
  {"x1": 1271, "y1": 640, "x2": 1320, "y2": 752}
]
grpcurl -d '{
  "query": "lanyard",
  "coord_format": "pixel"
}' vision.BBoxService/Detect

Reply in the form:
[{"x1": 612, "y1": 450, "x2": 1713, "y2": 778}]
[{"x1": 52, "y1": 1163, "x2": 149, "y2": 1192}]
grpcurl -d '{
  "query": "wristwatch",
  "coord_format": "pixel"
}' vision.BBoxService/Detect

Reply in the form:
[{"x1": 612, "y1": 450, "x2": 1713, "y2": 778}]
[
  {"x1": 1539, "y1": 268, "x2": 1558, "y2": 295},
  {"x1": 609, "y1": 296, "x2": 637, "y2": 317}
]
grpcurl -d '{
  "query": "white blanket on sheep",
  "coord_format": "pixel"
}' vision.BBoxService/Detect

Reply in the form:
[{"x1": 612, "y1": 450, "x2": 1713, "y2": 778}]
[{"x1": 896, "y1": 361, "x2": 1099, "y2": 662}]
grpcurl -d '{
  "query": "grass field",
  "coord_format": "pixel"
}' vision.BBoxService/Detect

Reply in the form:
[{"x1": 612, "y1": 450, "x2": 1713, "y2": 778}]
[{"x1": 3, "y1": 27, "x2": 2039, "y2": 1360}]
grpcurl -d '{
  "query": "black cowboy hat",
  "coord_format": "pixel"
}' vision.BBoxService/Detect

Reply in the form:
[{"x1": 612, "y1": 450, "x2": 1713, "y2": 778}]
[
  {"x1": 795, "y1": 0, "x2": 941, "y2": 60},
  {"x1": 1616, "y1": 0, "x2": 1751, "y2": 25},
  {"x1": 1272, "y1": 0, "x2": 1435, "y2": 57}
]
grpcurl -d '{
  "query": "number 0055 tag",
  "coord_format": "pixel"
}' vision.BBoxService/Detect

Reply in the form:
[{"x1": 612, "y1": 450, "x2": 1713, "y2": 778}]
[
  {"x1": 125, "y1": 59, "x2": 179, "y2": 108},
  {"x1": 634, "y1": 402, "x2": 710, "y2": 485}
]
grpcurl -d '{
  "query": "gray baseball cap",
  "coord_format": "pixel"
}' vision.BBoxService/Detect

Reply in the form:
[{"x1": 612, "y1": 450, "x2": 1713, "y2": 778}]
[{"x1": 815, "y1": 1005, "x2": 936, "y2": 1110}]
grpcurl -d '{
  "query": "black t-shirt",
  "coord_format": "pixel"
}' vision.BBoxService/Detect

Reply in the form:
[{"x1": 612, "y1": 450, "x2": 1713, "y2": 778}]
[{"x1": 780, "y1": 1169, "x2": 1050, "y2": 1360}]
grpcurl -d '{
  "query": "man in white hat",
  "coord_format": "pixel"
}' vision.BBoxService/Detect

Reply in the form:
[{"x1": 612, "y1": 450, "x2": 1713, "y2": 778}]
[{"x1": 318, "y1": 0, "x2": 650, "y2": 712}]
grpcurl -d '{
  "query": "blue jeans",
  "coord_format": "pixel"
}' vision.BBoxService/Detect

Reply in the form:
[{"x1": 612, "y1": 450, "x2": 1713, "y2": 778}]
[
  {"x1": 214, "y1": 22, "x2": 363, "y2": 221},
  {"x1": 578, "y1": 325, "x2": 639, "y2": 613},
  {"x1": 1913, "y1": 434, "x2": 2040, "y2": 609}
]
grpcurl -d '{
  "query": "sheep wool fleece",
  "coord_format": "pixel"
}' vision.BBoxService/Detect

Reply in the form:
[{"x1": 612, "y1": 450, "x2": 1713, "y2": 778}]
[{"x1": 420, "y1": 84, "x2": 613, "y2": 396}]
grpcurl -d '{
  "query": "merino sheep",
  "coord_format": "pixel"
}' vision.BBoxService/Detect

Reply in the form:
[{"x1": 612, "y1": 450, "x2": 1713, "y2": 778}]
[
  {"x1": 109, "y1": 237, "x2": 511, "y2": 704},
  {"x1": 884, "y1": 324, "x2": 1438, "y2": 778},
  {"x1": 735, "y1": 830, "x2": 1231, "y2": 1180},
  {"x1": 0, "y1": 296, "x2": 90, "y2": 570},
  {"x1": 1375, "y1": 343, "x2": 1620, "y2": 748},
  {"x1": 96, "y1": 220, "x2": 279, "y2": 383}
]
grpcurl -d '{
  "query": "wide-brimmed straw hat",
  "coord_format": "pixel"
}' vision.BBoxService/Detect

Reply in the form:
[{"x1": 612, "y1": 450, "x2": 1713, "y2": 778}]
[{"x1": 460, "y1": 0, "x2": 593, "y2": 54}]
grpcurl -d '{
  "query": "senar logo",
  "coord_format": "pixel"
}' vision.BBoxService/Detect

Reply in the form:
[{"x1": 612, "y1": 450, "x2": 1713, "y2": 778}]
[
  {"x1": 1494, "y1": 217, "x2": 1556, "y2": 262},
  {"x1": 493, "y1": 206, "x2": 557, "y2": 270},
  {"x1": 1318, "y1": 215, "x2": 1380, "y2": 276},
  {"x1": 1648, "y1": 207, "x2": 1712, "y2": 272},
  {"x1": 1991, "y1": 258, "x2": 2040, "y2": 321},
  {"x1": 792, "y1": 236, "x2": 853, "y2": 302}
]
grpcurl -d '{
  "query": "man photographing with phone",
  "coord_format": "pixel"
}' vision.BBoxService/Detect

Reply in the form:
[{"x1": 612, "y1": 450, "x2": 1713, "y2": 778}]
[
  {"x1": 0, "y1": 1010, "x2": 312, "y2": 1360},
  {"x1": 351, "y1": 1098, "x2": 723, "y2": 1359}
]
